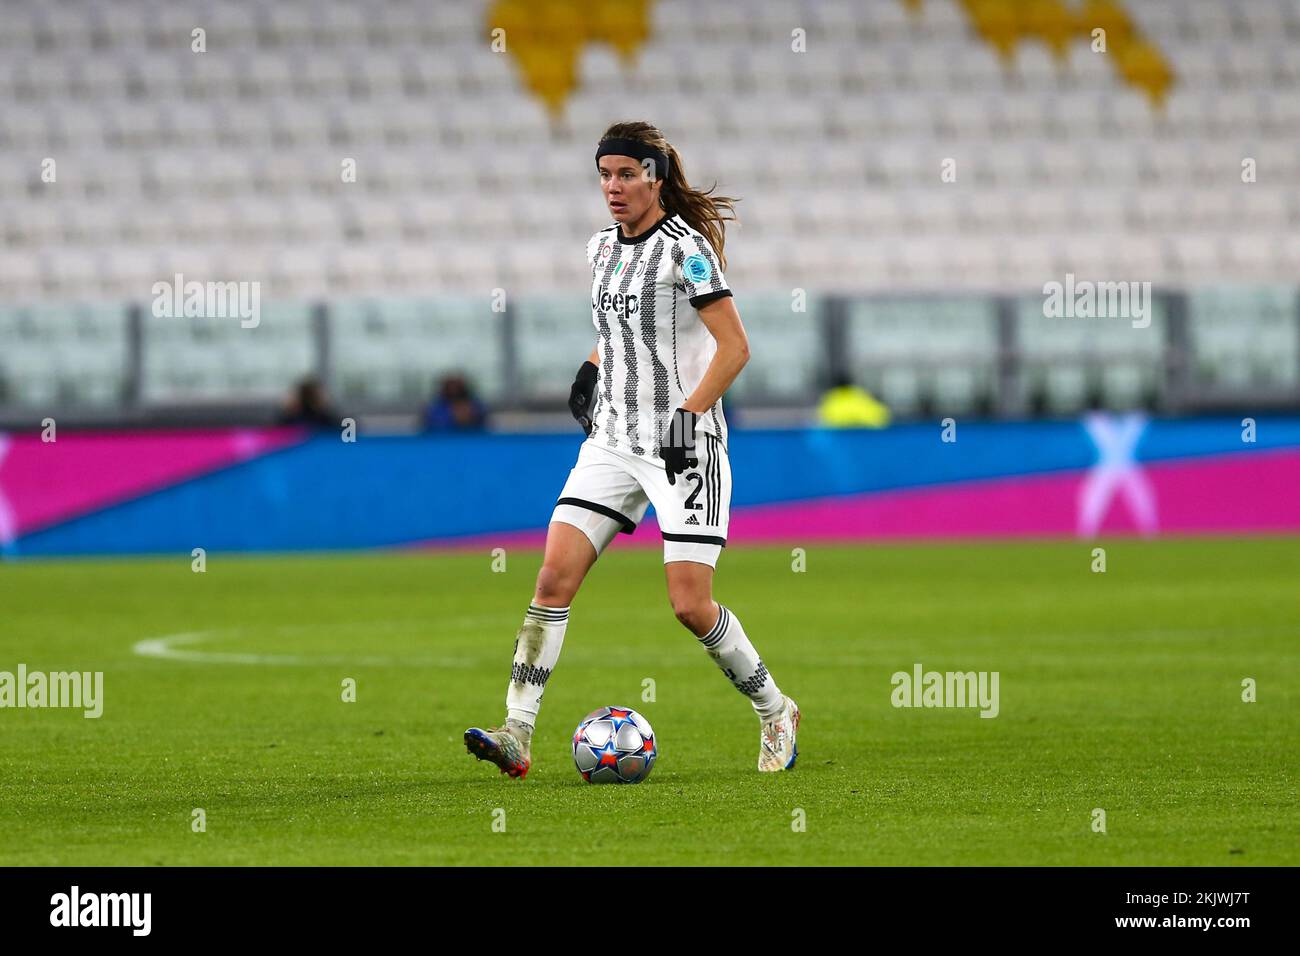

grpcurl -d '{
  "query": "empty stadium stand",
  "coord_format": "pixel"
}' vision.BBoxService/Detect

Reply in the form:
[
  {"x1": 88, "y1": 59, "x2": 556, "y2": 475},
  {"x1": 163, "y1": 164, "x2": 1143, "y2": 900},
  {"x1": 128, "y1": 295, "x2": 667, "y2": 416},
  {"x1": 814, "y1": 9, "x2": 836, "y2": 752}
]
[{"x1": 1, "y1": 0, "x2": 1297, "y2": 417}]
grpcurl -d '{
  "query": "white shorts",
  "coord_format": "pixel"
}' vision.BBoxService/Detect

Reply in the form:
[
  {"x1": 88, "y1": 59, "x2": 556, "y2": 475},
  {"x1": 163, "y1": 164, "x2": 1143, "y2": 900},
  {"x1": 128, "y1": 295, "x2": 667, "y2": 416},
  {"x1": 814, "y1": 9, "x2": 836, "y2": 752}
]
[{"x1": 551, "y1": 435, "x2": 732, "y2": 568}]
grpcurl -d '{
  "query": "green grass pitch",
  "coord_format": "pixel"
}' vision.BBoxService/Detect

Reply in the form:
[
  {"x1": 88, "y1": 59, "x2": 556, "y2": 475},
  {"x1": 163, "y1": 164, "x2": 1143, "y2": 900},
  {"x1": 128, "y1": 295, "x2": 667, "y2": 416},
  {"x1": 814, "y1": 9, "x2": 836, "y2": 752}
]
[{"x1": 2, "y1": 537, "x2": 1296, "y2": 866}]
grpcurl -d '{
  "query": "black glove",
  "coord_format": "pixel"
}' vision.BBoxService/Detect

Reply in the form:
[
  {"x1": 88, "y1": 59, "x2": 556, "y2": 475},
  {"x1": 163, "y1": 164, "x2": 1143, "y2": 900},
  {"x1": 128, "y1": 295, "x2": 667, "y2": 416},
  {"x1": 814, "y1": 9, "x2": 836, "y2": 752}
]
[
  {"x1": 660, "y1": 407, "x2": 699, "y2": 486},
  {"x1": 568, "y1": 361, "x2": 599, "y2": 435}
]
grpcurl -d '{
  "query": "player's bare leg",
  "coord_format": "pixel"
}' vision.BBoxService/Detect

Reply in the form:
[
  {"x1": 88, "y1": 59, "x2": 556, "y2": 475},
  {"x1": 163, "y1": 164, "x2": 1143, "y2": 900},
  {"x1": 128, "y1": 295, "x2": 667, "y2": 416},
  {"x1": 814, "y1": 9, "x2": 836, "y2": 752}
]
[
  {"x1": 465, "y1": 521, "x2": 598, "y2": 778},
  {"x1": 664, "y1": 560, "x2": 799, "y2": 770}
]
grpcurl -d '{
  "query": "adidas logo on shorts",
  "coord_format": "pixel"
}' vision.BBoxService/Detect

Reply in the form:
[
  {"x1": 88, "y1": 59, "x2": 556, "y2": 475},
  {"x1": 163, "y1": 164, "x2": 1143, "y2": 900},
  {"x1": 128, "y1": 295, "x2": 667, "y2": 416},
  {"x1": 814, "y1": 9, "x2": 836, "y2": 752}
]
[{"x1": 685, "y1": 514, "x2": 700, "y2": 525}]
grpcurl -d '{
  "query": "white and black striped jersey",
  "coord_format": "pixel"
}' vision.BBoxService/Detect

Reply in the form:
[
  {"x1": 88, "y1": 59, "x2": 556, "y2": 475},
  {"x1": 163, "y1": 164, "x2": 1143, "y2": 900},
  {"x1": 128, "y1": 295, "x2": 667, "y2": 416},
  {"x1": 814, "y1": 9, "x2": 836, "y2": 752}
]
[{"x1": 585, "y1": 213, "x2": 732, "y2": 462}]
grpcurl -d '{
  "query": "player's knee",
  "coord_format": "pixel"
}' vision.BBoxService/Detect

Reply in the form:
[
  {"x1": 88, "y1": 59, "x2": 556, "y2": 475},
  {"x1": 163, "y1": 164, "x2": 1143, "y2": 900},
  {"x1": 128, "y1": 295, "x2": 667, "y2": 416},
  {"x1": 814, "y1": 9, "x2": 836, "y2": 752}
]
[
  {"x1": 535, "y1": 563, "x2": 579, "y2": 606},
  {"x1": 670, "y1": 595, "x2": 714, "y2": 636}
]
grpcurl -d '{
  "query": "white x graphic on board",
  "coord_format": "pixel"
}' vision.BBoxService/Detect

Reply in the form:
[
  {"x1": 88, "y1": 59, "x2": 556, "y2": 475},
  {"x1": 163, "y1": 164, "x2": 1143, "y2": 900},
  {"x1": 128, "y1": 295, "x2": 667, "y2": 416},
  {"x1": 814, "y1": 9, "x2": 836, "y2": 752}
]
[{"x1": 1078, "y1": 412, "x2": 1158, "y2": 537}]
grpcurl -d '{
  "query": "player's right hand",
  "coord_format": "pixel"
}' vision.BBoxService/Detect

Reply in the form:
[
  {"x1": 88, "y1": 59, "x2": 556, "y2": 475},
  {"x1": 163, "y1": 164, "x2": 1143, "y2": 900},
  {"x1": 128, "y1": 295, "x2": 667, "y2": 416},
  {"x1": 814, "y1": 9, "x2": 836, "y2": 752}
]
[
  {"x1": 660, "y1": 407, "x2": 699, "y2": 486},
  {"x1": 568, "y1": 360, "x2": 599, "y2": 435}
]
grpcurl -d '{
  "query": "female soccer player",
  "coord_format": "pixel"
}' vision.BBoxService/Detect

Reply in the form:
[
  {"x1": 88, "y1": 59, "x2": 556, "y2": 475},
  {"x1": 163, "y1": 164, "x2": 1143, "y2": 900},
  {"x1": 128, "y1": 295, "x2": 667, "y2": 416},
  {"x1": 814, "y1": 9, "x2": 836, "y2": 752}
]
[{"x1": 465, "y1": 122, "x2": 799, "y2": 778}]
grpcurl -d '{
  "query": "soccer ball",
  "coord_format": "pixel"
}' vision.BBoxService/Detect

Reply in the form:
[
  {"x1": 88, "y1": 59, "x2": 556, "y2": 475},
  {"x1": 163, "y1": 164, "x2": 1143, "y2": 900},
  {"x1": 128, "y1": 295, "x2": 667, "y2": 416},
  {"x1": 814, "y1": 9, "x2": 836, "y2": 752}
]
[{"x1": 572, "y1": 706, "x2": 657, "y2": 784}]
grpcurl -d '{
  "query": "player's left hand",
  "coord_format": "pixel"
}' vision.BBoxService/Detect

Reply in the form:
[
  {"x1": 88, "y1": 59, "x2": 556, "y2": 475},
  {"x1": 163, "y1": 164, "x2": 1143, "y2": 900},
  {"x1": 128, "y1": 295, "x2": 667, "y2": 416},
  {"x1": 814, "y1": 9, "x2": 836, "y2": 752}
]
[{"x1": 660, "y1": 407, "x2": 699, "y2": 485}]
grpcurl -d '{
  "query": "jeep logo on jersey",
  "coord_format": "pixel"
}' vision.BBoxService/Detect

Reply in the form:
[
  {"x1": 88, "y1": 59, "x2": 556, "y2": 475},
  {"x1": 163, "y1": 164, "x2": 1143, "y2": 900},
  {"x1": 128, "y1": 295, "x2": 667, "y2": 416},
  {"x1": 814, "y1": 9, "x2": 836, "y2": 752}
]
[
  {"x1": 683, "y1": 254, "x2": 712, "y2": 283},
  {"x1": 593, "y1": 290, "x2": 639, "y2": 317}
]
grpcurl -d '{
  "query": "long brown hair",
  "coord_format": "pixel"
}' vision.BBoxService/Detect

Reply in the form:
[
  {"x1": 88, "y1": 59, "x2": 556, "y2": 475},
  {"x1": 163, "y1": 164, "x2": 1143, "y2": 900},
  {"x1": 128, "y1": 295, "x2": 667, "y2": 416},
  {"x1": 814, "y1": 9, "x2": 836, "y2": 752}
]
[{"x1": 599, "y1": 121, "x2": 739, "y2": 271}]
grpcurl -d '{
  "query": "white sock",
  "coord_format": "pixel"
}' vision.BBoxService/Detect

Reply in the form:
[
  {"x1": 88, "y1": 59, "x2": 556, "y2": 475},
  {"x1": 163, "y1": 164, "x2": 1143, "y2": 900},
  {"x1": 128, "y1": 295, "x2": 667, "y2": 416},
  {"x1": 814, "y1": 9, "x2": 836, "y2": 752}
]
[
  {"x1": 698, "y1": 603, "x2": 784, "y2": 720},
  {"x1": 505, "y1": 602, "x2": 569, "y2": 731}
]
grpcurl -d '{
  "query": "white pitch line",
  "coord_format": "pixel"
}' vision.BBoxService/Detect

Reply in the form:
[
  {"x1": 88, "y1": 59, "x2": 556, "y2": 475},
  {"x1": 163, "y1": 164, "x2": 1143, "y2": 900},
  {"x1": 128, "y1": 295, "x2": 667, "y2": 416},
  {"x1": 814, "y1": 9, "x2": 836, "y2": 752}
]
[
  {"x1": 131, "y1": 629, "x2": 477, "y2": 668},
  {"x1": 132, "y1": 631, "x2": 314, "y2": 666}
]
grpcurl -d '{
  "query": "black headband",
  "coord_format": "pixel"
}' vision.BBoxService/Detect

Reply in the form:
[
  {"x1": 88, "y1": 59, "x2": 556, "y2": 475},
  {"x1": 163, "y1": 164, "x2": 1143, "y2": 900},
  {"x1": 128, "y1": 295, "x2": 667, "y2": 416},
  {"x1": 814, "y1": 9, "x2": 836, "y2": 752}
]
[{"x1": 595, "y1": 138, "x2": 670, "y2": 180}]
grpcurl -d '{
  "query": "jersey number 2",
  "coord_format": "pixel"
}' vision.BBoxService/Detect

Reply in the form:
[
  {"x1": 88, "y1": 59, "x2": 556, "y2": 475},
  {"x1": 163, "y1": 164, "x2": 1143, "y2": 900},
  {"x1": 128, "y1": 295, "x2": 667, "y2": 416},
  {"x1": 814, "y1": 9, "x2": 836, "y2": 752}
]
[{"x1": 684, "y1": 472, "x2": 704, "y2": 511}]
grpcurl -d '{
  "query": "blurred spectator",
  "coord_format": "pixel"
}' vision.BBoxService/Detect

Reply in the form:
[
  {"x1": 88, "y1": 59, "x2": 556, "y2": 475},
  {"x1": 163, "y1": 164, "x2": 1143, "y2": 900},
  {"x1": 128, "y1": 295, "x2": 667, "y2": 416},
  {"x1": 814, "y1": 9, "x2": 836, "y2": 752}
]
[
  {"x1": 816, "y1": 374, "x2": 891, "y2": 428},
  {"x1": 278, "y1": 377, "x2": 340, "y2": 428},
  {"x1": 424, "y1": 374, "x2": 488, "y2": 431}
]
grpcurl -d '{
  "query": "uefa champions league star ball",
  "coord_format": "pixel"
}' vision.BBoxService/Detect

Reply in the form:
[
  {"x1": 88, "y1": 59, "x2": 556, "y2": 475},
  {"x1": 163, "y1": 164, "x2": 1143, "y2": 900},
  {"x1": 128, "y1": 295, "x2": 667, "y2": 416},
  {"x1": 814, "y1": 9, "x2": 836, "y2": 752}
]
[{"x1": 572, "y1": 706, "x2": 657, "y2": 784}]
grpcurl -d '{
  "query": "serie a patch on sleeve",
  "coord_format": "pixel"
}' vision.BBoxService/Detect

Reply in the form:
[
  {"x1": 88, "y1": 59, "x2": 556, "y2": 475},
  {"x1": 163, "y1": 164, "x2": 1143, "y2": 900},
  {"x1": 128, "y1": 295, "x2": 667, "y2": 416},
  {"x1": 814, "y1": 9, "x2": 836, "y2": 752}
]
[{"x1": 682, "y1": 253, "x2": 712, "y2": 283}]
